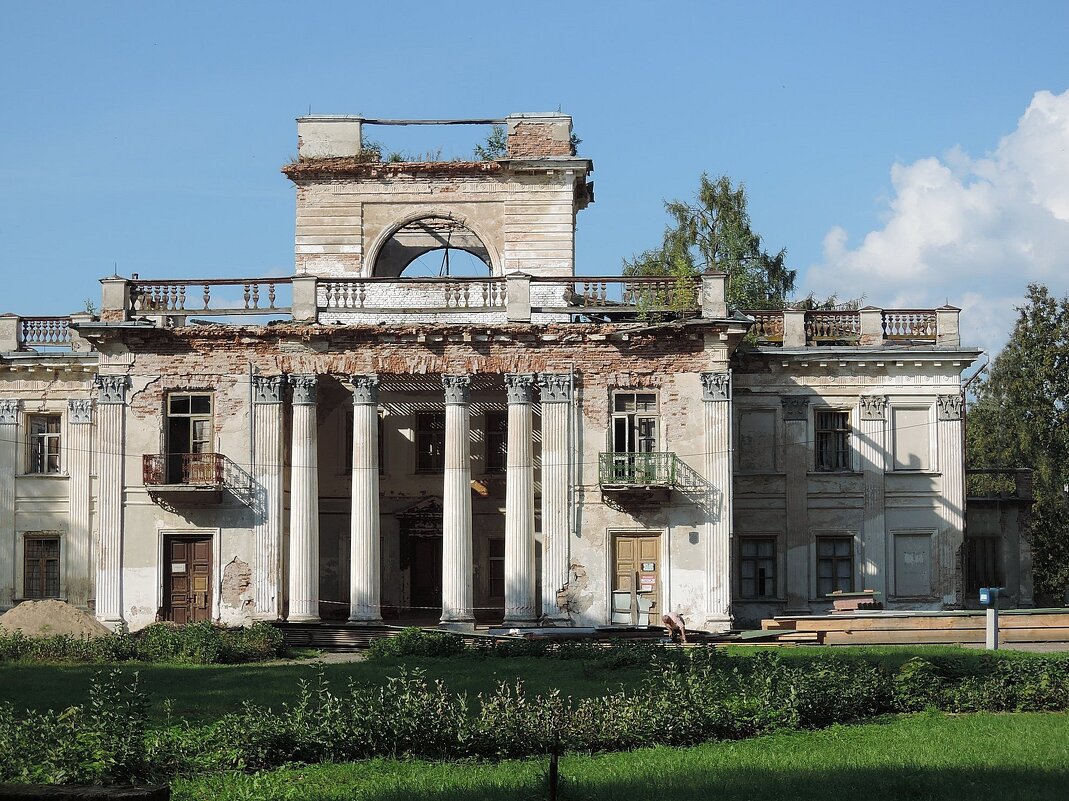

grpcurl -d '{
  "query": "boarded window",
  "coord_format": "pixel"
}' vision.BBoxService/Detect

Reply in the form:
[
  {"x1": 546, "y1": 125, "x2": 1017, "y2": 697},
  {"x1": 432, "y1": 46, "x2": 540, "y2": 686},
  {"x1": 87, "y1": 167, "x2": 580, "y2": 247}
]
[
  {"x1": 893, "y1": 533, "x2": 932, "y2": 597},
  {"x1": 737, "y1": 410, "x2": 776, "y2": 471},
  {"x1": 892, "y1": 407, "x2": 930, "y2": 470},
  {"x1": 816, "y1": 536, "x2": 854, "y2": 596},
  {"x1": 24, "y1": 536, "x2": 60, "y2": 599},
  {"x1": 739, "y1": 538, "x2": 776, "y2": 599}
]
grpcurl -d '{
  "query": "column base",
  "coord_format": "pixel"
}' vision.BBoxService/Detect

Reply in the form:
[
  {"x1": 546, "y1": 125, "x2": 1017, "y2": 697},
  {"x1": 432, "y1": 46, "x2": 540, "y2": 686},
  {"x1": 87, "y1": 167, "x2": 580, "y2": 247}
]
[
  {"x1": 502, "y1": 616, "x2": 540, "y2": 628},
  {"x1": 439, "y1": 619, "x2": 476, "y2": 632},
  {"x1": 97, "y1": 616, "x2": 127, "y2": 634},
  {"x1": 287, "y1": 613, "x2": 321, "y2": 623},
  {"x1": 702, "y1": 615, "x2": 733, "y2": 634},
  {"x1": 540, "y1": 614, "x2": 573, "y2": 627},
  {"x1": 347, "y1": 616, "x2": 384, "y2": 626}
]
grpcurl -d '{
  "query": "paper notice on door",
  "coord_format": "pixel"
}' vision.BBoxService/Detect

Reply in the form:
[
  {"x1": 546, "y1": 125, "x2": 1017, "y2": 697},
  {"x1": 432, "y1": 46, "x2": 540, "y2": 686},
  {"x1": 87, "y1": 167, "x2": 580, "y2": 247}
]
[{"x1": 171, "y1": 563, "x2": 186, "y2": 573}]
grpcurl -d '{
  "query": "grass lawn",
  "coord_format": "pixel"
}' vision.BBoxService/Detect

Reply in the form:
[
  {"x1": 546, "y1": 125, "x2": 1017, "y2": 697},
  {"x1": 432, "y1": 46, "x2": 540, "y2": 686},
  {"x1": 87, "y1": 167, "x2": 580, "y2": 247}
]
[
  {"x1": 1, "y1": 643, "x2": 1064, "y2": 724},
  {"x1": 172, "y1": 712, "x2": 1069, "y2": 801},
  {"x1": 0, "y1": 655, "x2": 648, "y2": 723}
]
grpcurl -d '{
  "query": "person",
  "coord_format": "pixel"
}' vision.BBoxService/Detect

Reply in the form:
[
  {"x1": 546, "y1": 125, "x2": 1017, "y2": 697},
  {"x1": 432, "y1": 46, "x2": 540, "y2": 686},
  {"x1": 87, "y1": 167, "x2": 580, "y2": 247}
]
[{"x1": 662, "y1": 611, "x2": 687, "y2": 644}]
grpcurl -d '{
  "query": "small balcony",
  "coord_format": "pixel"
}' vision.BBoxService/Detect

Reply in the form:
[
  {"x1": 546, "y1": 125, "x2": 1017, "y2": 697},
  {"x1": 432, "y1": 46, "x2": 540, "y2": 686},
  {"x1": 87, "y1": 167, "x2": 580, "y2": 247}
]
[
  {"x1": 143, "y1": 453, "x2": 225, "y2": 504},
  {"x1": 599, "y1": 452, "x2": 676, "y2": 490}
]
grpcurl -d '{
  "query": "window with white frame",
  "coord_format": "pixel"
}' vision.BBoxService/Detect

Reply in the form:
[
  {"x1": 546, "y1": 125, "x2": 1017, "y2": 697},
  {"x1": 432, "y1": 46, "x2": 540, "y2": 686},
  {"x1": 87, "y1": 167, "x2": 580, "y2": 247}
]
[
  {"x1": 28, "y1": 414, "x2": 62, "y2": 474},
  {"x1": 612, "y1": 392, "x2": 658, "y2": 453}
]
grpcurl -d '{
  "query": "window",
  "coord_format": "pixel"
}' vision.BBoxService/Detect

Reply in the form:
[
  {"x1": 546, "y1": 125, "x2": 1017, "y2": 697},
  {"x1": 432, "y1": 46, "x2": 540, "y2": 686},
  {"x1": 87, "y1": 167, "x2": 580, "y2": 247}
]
[
  {"x1": 613, "y1": 393, "x2": 658, "y2": 453},
  {"x1": 488, "y1": 538, "x2": 505, "y2": 598},
  {"x1": 166, "y1": 393, "x2": 213, "y2": 483},
  {"x1": 485, "y1": 410, "x2": 507, "y2": 473},
  {"x1": 24, "y1": 536, "x2": 60, "y2": 599},
  {"x1": 815, "y1": 410, "x2": 851, "y2": 472},
  {"x1": 739, "y1": 538, "x2": 776, "y2": 599},
  {"x1": 816, "y1": 536, "x2": 854, "y2": 596},
  {"x1": 415, "y1": 411, "x2": 445, "y2": 473},
  {"x1": 28, "y1": 415, "x2": 61, "y2": 474}
]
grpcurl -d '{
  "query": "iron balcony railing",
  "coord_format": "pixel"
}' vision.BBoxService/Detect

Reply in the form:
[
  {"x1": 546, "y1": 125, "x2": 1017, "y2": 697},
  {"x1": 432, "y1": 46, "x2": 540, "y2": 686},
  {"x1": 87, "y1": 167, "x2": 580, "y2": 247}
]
[
  {"x1": 143, "y1": 453, "x2": 225, "y2": 486},
  {"x1": 599, "y1": 452, "x2": 676, "y2": 487}
]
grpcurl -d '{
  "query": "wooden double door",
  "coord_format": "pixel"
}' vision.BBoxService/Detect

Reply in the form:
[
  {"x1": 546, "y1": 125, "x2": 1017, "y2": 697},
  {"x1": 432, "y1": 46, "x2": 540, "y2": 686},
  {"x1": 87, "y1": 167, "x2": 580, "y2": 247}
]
[
  {"x1": 163, "y1": 536, "x2": 212, "y2": 624},
  {"x1": 613, "y1": 533, "x2": 662, "y2": 624}
]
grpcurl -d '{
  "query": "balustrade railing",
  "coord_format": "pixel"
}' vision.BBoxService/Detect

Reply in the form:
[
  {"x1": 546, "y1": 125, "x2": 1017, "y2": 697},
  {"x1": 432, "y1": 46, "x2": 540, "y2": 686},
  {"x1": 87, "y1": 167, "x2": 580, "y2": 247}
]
[
  {"x1": 741, "y1": 310, "x2": 785, "y2": 344},
  {"x1": 531, "y1": 276, "x2": 701, "y2": 313},
  {"x1": 143, "y1": 453, "x2": 225, "y2": 486},
  {"x1": 806, "y1": 310, "x2": 861, "y2": 343},
  {"x1": 599, "y1": 452, "x2": 675, "y2": 487},
  {"x1": 130, "y1": 278, "x2": 292, "y2": 316},
  {"x1": 882, "y1": 310, "x2": 937, "y2": 341},
  {"x1": 319, "y1": 277, "x2": 506, "y2": 311},
  {"x1": 20, "y1": 317, "x2": 71, "y2": 348}
]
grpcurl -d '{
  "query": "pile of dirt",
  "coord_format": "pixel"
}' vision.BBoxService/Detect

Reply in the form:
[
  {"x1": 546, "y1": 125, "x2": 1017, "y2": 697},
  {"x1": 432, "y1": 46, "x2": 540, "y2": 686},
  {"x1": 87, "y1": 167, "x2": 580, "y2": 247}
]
[{"x1": 0, "y1": 599, "x2": 113, "y2": 639}]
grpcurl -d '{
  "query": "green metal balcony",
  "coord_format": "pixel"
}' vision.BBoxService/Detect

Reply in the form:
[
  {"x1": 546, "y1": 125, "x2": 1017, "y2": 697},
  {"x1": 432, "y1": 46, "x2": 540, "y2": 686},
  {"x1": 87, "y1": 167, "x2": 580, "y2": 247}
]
[{"x1": 599, "y1": 452, "x2": 676, "y2": 488}]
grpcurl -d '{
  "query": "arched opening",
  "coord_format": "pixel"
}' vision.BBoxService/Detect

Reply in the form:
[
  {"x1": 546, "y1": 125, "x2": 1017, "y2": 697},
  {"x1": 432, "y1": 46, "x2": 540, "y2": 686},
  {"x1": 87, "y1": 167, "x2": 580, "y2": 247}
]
[{"x1": 372, "y1": 216, "x2": 494, "y2": 278}]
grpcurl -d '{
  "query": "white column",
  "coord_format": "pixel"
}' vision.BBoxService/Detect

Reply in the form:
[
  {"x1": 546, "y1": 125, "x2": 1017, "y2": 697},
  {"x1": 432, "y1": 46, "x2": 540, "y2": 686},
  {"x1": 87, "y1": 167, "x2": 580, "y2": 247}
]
[
  {"x1": 348, "y1": 374, "x2": 382, "y2": 624},
  {"x1": 937, "y1": 394, "x2": 966, "y2": 606},
  {"x1": 287, "y1": 374, "x2": 320, "y2": 622},
  {"x1": 440, "y1": 375, "x2": 474, "y2": 629},
  {"x1": 94, "y1": 375, "x2": 129, "y2": 630},
  {"x1": 252, "y1": 376, "x2": 284, "y2": 620},
  {"x1": 504, "y1": 373, "x2": 538, "y2": 626},
  {"x1": 858, "y1": 396, "x2": 888, "y2": 598},
  {"x1": 701, "y1": 372, "x2": 733, "y2": 632},
  {"x1": 539, "y1": 373, "x2": 572, "y2": 625},
  {"x1": 0, "y1": 400, "x2": 19, "y2": 609},
  {"x1": 67, "y1": 399, "x2": 94, "y2": 610}
]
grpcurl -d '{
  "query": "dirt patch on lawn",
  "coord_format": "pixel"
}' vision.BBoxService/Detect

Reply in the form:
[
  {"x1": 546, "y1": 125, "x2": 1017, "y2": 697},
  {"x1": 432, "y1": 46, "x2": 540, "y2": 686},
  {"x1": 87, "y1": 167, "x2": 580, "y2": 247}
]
[{"x1": 0, "y1": 599, "x2": 112, "y2": 639}]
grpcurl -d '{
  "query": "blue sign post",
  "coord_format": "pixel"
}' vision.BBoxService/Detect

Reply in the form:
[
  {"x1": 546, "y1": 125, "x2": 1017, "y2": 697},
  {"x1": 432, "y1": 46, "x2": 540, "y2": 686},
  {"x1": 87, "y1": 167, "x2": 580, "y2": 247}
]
[{"x1": 979, "y1": 587, "x2": 1005, "y2": 650}]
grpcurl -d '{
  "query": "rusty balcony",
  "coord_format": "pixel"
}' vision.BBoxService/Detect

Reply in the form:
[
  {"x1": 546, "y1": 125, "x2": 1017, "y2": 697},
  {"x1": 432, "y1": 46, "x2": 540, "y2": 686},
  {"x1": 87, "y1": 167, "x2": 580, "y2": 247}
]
[{"x1": 143, "y1": 453, "x2": 226, "y2": 504}]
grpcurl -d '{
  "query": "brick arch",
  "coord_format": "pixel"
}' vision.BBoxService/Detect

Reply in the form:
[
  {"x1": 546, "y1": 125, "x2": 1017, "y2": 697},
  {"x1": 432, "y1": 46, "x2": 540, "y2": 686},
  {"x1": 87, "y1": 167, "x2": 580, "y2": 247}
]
[{"x1": 365, "y1": 210, "x2": 502, "y2": 278}]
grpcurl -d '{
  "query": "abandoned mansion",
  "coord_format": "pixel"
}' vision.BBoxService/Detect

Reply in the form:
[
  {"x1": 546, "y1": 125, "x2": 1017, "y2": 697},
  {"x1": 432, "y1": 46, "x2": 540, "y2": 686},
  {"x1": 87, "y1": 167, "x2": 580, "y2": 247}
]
[{"x1": 0, "y1": 112, "x2": 1028, "y2": 633}]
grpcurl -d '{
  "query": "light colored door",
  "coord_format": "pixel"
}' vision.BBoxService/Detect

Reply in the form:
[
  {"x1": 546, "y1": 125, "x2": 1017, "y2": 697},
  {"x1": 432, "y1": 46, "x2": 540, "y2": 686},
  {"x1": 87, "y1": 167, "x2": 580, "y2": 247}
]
[
  {"x1": 613, "y1": 533, "x2": 661, "y2": 624},
  {"x1": 894, "y1": 533, "x2": 932, "y2": 597}
]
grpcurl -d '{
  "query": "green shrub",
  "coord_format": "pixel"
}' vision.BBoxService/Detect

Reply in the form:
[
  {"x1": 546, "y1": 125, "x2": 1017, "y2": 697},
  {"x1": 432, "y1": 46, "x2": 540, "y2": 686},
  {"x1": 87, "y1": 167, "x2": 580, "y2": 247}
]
[{"x1": 365, "y1": 627, "x2": 469, "y2": 660}]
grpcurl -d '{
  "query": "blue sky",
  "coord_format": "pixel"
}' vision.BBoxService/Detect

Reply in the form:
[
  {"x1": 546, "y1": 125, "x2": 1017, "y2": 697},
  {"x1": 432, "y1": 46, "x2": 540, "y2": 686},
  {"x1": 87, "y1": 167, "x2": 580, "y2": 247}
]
[{"x1": 3, "y1": 2, "x2": 1068, "y2": 353}]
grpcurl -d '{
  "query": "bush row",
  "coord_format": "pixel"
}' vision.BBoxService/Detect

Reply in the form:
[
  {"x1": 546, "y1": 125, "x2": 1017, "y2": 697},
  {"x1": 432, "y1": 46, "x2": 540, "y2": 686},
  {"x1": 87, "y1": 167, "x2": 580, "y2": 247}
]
[
  {"x1": 0, "y1": 621, "x2": 285, "y2": 665},
  {"x1": 3, "y1": 651, "x2": 1069, "y2": 785}
]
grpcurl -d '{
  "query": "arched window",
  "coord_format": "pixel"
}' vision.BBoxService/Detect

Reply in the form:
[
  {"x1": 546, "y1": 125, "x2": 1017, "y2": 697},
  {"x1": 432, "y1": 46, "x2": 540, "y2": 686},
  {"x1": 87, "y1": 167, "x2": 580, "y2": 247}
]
[{"x1": 372, "y1": 216, "x2": 493, "y2": 278}]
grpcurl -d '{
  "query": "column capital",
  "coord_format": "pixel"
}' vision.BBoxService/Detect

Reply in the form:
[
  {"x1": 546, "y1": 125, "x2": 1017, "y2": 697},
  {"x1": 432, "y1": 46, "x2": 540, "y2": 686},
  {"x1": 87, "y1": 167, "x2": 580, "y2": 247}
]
[
  {"x1": 442, "y1": 375, "x2": 471, "y2": 405},
  {"x1": 289, "y1": 374, "x2": 318, "y2": 405},
  {"x1": 860, "y1": 395, "x2": 887, "y2": 421},
  {"x1": 350, "y1": 374, "x2": 380, "y2": 405},
  {"x1": 539, "y1": 373, "x2": 572, "y2": 403},
  {"x1": 68, "y1": 398, "x2": 93, "y2": 424},
  {"x1": 937, "y1": 394, "x2": 963, "y2": 421},
  {"x1": 253, "y1": 375, "x2": 284, "y2": 405},
  {"x1": 0, "y1": 399, "x2": 19, "y2": 425},
  {"x1": 700, "y1": 371, "x2": 731, "y2": 402},
  {"x1": 94, "y1": 374, "x2": 129, "y2": 405},
  {"x1": 505, "y1": 373, "x2": 538, "y2": 404},
  {"x1": 781, "y1": 395, "x2": 809, "y2": 421}
]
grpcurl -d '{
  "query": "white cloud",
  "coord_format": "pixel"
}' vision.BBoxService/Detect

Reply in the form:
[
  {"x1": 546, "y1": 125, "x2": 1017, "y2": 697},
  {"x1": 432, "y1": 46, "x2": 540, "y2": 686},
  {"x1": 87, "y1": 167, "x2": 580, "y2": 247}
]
[{"x1": 803, "y1": 89, "x2": 1069, "y2": 355}]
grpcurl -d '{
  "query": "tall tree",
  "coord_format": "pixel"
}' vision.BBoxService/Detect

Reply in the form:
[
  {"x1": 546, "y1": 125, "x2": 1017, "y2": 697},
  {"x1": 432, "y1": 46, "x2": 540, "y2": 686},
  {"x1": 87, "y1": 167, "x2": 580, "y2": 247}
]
[
  {"x1": 624, "y1": 173, "x2": 796, "y2": 309},
  {"x1": 967, "y1": 283, "x2": 1069, "y2": 601}
]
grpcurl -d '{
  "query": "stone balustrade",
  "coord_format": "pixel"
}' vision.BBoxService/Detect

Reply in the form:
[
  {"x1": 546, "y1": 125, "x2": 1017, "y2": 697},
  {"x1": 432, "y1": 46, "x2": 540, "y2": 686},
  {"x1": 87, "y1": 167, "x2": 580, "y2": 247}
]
[{"x1": 740, "y1": 306, "x2": 961, "y2": 348}]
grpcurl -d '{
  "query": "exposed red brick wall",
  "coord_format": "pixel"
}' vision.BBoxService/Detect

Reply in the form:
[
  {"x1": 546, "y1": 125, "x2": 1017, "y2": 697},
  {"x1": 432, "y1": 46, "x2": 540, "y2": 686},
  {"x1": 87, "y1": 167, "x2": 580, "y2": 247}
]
[{"x1": 507, "y1": 123, "x2": 572, "y2": 158}]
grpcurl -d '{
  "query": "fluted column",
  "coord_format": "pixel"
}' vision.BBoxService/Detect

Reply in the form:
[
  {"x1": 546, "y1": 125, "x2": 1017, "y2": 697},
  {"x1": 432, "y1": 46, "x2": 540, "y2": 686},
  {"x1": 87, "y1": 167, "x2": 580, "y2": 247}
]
[
  {"x1": 95, "y1": 375, "x2": 129, "y2": 630},
  {"x1": 701, "y1": 372, "x2": 733, "y2": 631},
  {"x1": 0, "y1": 400, "x2": 19, "y2": 609},
  {"x1": 349, "y1": 375, "x2": 382, "y2": 624},
  {"x1": 539, "y1": 373, "x2": 572, "y2": 625},
  {"x1": 504, "y1": 373, "x2": 538, "y2": 626},
  {"x1": 937, "y1": 394, "x2": 966, "y2": 606},
  {"x1": 287, "y1": 374, "x2": 320, "y2": 622},
  {"x1": 67, "y1": 399, "x2": 94, "y2": 610},
  {"x1": 440, "y1": 375, "x2": 474, "y2": 629},
  {"x1": 858, "y1": 396, "x2": 888, "y2": 598},
  {"x1": 252, "y1": 376, "x2": 284, "y2": 620}
]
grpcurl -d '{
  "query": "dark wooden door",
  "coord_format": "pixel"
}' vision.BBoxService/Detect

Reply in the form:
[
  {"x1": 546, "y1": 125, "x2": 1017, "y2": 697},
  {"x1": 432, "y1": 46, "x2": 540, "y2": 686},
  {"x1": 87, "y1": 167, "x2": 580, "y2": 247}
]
[
  {"x1": 164, "y1": 536, "x2": 212, "y2": 623},
  {"x1": 409, "y1": 537, "x2": 442, "y2": 613}
]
